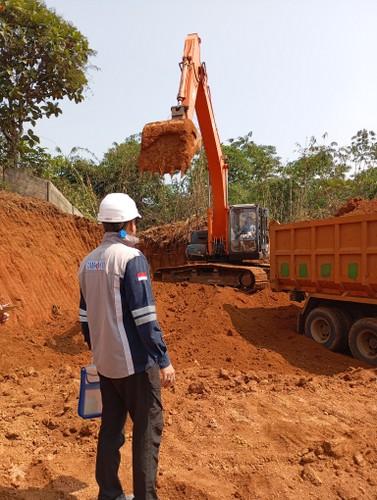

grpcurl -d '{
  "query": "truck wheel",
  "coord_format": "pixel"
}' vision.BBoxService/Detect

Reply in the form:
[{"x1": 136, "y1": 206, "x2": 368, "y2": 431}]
[
  {"x1": 304, "y1": 307, "x2": 349, "y2": 352},
  {"x1": 348, "y1": 318, "x2": 377, "y2": 366}
]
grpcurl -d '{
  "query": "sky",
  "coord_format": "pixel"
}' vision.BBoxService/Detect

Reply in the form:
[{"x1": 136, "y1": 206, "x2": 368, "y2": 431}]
[{"x1": 37, "y1": 0, "x2": 377, "y2": 163}]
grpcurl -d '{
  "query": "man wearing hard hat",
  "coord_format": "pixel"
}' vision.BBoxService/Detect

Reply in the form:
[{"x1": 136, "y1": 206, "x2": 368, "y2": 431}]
[{"x1": 79, "y1": 193, "x2": 175, "y2": 500}]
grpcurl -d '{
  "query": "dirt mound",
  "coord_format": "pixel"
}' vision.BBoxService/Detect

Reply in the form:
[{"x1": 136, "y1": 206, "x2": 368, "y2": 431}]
[
  {"x1": 0, "y1": 191, "x2": 102, "y2": 327},
  {"x1": 0, "y1": 190, "x2": 204, "y2": 325},
  {"x1": 0, "y1": 190, "x2": 202, "y2": 325},
  {"x1": 1, "y1": 191, "x2": 377, "y2": 499},
  {"x1": 335, "y1": 197, "x2": 377, "y2": 216},
  {"x1": 138, "y1": 118, "x2": 201, "y2": 174},
  {"x1": 140, "y1": 215, "x2": 206, "y2": 271}
]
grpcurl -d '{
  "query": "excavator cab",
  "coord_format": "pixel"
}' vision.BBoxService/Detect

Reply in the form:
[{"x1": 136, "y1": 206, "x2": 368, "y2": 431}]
[
  {"x1": 186, "y1": 204, "x2": 269, "y2": 262},
  {"x1": 229, "y1": 205, "x2": 269, "y2": 261}
]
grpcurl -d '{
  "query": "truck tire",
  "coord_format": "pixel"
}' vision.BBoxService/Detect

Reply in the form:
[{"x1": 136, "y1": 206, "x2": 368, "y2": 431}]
[
  {"x1": 348, "y1": 318, "x2": 377, "y2": 366},
  {"x1": 304, "y1": 307, "x2": 349, "y2": 352}
]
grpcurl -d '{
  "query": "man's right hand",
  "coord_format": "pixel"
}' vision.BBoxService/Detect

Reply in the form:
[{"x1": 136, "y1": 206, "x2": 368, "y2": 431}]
[{"x1": 160, "y1": 364, "x2": 175, "y2": 388}]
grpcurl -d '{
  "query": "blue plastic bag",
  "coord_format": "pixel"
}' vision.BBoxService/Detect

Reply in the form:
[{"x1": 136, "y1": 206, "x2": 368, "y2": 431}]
[{"x1": 78, "y1": 364, "x2": 102, "y2": 419}]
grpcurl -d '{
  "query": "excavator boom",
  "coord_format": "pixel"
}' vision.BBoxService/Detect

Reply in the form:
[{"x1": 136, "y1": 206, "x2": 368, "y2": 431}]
[{"x1": 139, "y1": 33, "x2": 229, "y2": 251}]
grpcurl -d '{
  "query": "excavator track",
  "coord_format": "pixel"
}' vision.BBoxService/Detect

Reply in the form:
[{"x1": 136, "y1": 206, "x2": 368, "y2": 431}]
[{"x1": 153, "y1": 262, "x2": 269, "y2": 292}]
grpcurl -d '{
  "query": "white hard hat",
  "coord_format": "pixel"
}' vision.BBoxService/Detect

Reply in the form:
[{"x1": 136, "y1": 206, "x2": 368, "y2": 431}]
[{"x1": 97, "y1": 193, "x2": 141, "y2": 223}]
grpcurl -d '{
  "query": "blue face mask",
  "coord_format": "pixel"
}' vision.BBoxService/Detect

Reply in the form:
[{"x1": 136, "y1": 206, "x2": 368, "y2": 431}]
[{"x1": 118, "y1": 229, "x2": 127, "y2": 239}]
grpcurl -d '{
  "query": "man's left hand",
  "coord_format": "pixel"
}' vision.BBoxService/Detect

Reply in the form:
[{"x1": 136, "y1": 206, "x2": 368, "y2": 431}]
[
  {"x1": 0, "y1": 305, "x2": 10, "y2": 325},
  {"x1": 160, "y1": 364, "x2": 175, "y2": 388}
]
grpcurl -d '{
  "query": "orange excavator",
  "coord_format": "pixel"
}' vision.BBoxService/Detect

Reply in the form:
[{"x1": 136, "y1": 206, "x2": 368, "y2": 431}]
[{"x1": 138, "y1": 33, "x2": 269, "y2": 291}]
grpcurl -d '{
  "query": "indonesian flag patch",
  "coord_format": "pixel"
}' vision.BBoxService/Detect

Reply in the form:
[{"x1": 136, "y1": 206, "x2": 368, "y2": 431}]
[{"x1": 137, "y1": 272, "x2": 148, "y2": 281}]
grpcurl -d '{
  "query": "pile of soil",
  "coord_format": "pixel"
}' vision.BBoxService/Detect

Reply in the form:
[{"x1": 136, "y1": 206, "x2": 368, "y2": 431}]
[
  {"x1": 140, "y1": 215, "x2": 206, "y2": 271},
  {"x1": 0, "y1": 191, "x2": 200, "y2": 323},
  {"x1": 0, "y1": 191, "x2": 102, "y2": 327},
  {"x1": 138, "y1": 118, "x2": 201, "y2": 174},
  {"x1": 335, "y1": 197, "x2": 377, "y2": 217},
  {"x1": 1, "y1": 192, "x2": 376, "y2": 499}
]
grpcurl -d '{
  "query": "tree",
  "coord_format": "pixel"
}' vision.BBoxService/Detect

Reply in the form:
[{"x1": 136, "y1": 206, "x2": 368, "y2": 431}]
[
  {"x1": 40, "y1": 147, "x2": 99, "y2": 218},
  {"x1": 278, "y1": 136, "x2": 351, "y2": 220},
  {"x1": 348, "y1": 129, "x2": 377, "y2": 174},
  {"x1": 0, "y1": 0, "x2": 95, "y2": 167},
  {"x1": 185, "y1": 148, "x2": 209, "y2": 216},
  {"x1": 97, "y1": 136, "x2": 168, "y2": 228},
  {"x1": 222, "y1": 132, "x2": 282, "y2": 212}
]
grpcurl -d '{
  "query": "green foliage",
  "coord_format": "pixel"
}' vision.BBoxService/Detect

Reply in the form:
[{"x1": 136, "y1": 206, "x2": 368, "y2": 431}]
[
  {"x1": 223, "y1": 132, "x2": 363, "y2": 223},
  {"x1": 224, "y1": 132, "x2": 284, "y2": 216},
  {"x1": 0, "y1": 0, "x2": 95, "y2": 167},
  {"x1": 95, "y1": 138, "x2": 208, "y2": 228},
  {"x1": 352, "y1": 167, "x2": 377, "y2": 199},
  {"x1": 13, "y1": 128, "x2": 377, "y2": 227},
  {"x1": 281, "y1": 137, "x2": 350, "y2": 220},
  {"x1": 32, "y1": 136, "x2": 208, "y2": 225},
  {"x1": 348, "y1": 129, "x2": 377, "y2": 173},
  {"x1": 95, "y1": 136, "x2": 165, "y2": 227},
  {"x1": 39, "y1": 150, "x2": 98, "y2": 219},
  {"x1": 184, "y1": 148, "x2": 209, "y2": 215}
]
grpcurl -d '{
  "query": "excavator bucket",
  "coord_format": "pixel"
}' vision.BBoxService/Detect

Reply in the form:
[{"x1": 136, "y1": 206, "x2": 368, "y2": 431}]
[{"x1": 138, "y1": 118, "x2": 201, "y2": 175}]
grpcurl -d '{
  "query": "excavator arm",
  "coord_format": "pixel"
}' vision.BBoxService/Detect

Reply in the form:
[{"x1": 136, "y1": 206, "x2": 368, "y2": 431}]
[{"x1": 139, "y1": 33, "x2": 229, "y2": 254}]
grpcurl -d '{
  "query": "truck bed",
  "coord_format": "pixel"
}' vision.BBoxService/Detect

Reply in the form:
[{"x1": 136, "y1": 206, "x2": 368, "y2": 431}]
[{"x1": 269, "y1": 213, "x2": 377, "y2": 299}]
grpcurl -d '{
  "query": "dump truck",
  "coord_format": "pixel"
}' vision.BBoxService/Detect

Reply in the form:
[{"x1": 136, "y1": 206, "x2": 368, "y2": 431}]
[
  {"x1": 138, "y1": 33, "x2": 269, "y2": 291},
  {"x1": 270, "y1": 213, "x2": 377, "y2": 366}
]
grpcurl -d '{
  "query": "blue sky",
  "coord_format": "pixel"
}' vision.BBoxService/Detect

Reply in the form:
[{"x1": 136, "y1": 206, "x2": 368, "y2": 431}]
[{"x1": 38, "y1": 0, "x2": 377, "y2": 163}]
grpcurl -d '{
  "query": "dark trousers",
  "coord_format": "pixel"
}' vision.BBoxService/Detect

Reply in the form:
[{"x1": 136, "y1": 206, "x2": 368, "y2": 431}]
[{"x1": 96, "y1": 364, "x2": 163, "y2": 500}]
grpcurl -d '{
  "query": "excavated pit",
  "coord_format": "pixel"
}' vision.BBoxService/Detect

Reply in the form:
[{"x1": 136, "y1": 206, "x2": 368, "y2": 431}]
[{"x1": 138, "y1": 118, "x2": 201, "y2": 174}]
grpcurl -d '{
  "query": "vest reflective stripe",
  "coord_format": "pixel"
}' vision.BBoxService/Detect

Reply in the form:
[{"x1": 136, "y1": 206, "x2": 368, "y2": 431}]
[
  {"x1": 113, "y1": 276, "x2": 135, "y2": 375},
  {"x1": 131, "y1": 305, "x2": 156, "y2": 318},
  {"x1": 135, "y1": 313, "x2": 157, "y2": 326}
]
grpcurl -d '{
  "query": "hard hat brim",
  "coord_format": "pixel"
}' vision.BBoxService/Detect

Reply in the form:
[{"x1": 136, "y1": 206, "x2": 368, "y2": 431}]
[{"x1": 97, "y1": 212, "x2": 142, "y2": 223}]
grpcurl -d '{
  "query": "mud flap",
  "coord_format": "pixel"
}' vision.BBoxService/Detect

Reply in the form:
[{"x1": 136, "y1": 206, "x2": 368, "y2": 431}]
[{"x1": 297, "y1": 311, "x2": 305, "y2": 334}]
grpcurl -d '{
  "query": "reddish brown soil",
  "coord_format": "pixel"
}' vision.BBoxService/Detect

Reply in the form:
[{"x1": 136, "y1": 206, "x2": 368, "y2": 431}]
[
  {"x1": 1, "y1": 193, "x2": 377, "y2": 499},
  {"x1": 335, "y1": 197, "x2": 377, "y2": 217},
  {"x1": 0, "y1": 192, "x2": 102, "y2": 327},
  {"x1": 140, "y1": 216, "x2": 205, "y2": 272},
  {"x1": 138, "y1": 119, "x2": 201, "y2": 174}
]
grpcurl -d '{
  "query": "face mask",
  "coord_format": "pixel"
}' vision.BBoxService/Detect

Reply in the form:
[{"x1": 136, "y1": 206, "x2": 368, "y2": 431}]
[{"x1": 125, "y1": 234, "x2": 140, "y2": 246}]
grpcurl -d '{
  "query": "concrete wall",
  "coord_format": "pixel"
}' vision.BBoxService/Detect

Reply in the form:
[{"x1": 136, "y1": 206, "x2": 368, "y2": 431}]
[
  {"x1": 47, "y1": 181, "x2": 83, "y2": 217},
  {"x1": 0, "y1": 166, "x2": 83, "y2": 217}
]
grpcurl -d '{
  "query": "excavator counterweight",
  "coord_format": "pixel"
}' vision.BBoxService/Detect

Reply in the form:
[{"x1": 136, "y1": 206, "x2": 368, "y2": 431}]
[{"x1": 139, "y1": 118, "x2": 200, "y2": 175}]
